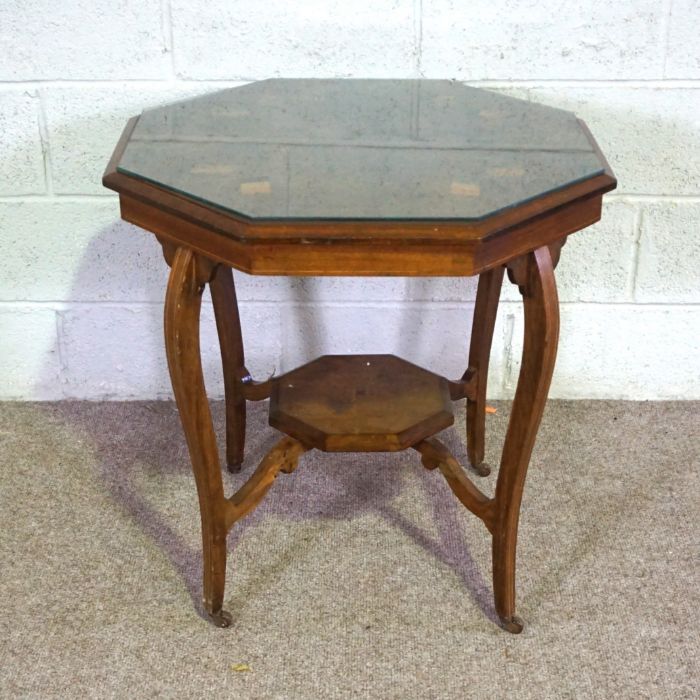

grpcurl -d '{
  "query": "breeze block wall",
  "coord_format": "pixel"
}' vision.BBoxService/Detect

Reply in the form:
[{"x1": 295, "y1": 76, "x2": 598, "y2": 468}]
[{"x1": 1, "y1": 1, "x2": 698, "y2": 400}]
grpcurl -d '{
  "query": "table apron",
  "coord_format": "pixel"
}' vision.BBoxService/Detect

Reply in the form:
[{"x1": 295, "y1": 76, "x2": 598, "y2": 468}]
[{"x1": 120, "y1": 193, "x2": 601, "y2": 276}]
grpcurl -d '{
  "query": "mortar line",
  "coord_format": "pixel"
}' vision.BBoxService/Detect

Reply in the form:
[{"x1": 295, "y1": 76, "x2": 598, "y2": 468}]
[
  {"x1": 2, "y1": 300, "x2": 698, "y2": 309},
  {"x1": 4, "y1": 392, "x2": 696, "y2": 403},
  {"x1": 0, "y1": 194, "x2": 117, "y2": 203},
  {"x1": 1, "y1": 78, "x2": 700, "y2": 88},
  {"x1": 662, "y1": 0, "x2": 674, "y2": 78},
  {"x1": 2, "y1": 193, "x2": 697, "y2": 204},
  {"x1": 163, "y1": 0, "x2": 176, "y2": 78},
  {"x1": 446, "y1": 79, "x2": 700, "y2": 88},
  {"x1": 501, "y1": 312, "x2": 516, "y2": 396},
  {"x1": 35, "y1": 89, "x2": 54, "y2": 196},
  {"x1": 0, "y1": 79, "x2": 181, "y2": 87},
  {"x1": 54, "y1": 309, "x2": 67, "y2": 376},
  {"x1": 627, "y1": 207, "x2": 644, "y2": 302},
  {"x1": 608, "y1": 193, "x2": 700, "y2": 202},
  {"x1": 413, "y1": 0, "x2": 423, "y2": 78}
]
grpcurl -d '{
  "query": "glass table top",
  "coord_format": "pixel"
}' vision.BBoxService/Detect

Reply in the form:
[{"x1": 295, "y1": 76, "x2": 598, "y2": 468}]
[{"x1": 117, "y1": 79, "x2": 605, "y2": 221}]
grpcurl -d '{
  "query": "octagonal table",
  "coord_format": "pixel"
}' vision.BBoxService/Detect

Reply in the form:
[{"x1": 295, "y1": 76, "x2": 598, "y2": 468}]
[{"x1": 103, "y1": 79, "x2": 616, "y2": 632}]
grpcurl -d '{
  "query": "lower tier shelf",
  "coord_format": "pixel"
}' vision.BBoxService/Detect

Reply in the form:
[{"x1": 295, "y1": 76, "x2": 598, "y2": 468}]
[{"x1": 269, "y1": 354, "x2": 454, "y2": 452}]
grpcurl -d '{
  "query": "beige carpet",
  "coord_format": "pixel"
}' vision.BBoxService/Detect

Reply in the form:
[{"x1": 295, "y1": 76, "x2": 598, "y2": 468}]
[{"x1": 1, "y1": 400, "x2": 698, "y2": 699}]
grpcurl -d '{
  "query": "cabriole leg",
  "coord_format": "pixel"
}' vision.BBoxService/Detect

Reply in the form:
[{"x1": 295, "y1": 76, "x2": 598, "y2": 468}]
[
  {"x1": 164, "y1": 246, "x2": 232, "y2": 627},
  {"x1": 465, "y1": 266, "x2": 504, "y2": 476},
  {"x1": 210, "y1": 265, "x2": 247, "y2": 473},
  {"x1": 492, "y1": 245, "x2": 560, "y2": 633}
]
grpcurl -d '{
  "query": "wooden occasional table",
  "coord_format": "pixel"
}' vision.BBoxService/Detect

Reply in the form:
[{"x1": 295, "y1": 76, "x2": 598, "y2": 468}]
[{"x1": 104, "y1": 79, "x2": 616, "y2": 632}]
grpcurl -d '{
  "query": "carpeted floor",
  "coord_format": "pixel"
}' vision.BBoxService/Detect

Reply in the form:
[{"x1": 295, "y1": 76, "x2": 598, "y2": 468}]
[{"x1": 1, "y1": 400, "x2": 698, "y2": 699}]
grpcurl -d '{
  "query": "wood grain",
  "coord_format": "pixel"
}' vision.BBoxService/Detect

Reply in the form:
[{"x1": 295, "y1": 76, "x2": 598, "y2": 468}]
[
  {"x1": 164, "y1": 246, "x2": 310, "y2": 626},
  {"x1": 492, "y1": 245, "x2": 560, "y2": 633},
  {"x1": 210, "y1": 265, "x2": 247, "y2": 473},
  {"x1": 269, "y1": 355, "x2": 453, "y2": 452},
  {"x1": 164, "y1": 247, "x2": 231, "y2": 626},
  {"x1": 224, "y1": 436, "x2": 307, "y2": 528},
  {"x1": 465, "y1": 266, "x2": 505, "y2": 477},
  {"x1": 414, "y1": 437, "x2": 495, "y2": 532},
  {"x1": 105, "y1": 104, "x2": 615, "y2": 634},
  {"x1": 103, "y1": 116, "x2": 615, "y2": 246},
  {"x1": 118, "y1": 190, "x2": 603, "y2": 277},
  {"x1": 104, "y1": 114, "x2": 615, "y2": 277}
]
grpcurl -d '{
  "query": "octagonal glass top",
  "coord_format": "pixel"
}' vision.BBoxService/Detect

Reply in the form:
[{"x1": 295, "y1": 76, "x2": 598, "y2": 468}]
[{"x1": 117, "y1": 79, "x2": 605, "y2": 221}]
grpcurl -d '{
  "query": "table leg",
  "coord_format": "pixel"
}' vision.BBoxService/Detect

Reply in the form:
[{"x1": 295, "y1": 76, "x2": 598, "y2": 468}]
[
  {"x1": 164, "y1": 246, "x2": 232, "y2": 627},
  {"x1": 492, "y1": 245, "x2": 560, "y2": 632},
  {"x1": 210, "y1": 265, "x2": 247, "y2": 473},
  {"x1": 465, "y1": 266, "x2": 504, "y2": 476}
]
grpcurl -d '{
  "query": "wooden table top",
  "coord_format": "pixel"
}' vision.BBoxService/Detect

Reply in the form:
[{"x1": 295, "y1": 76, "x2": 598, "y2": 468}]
[{"x1": 103, "y1": 79, "x2": 616, "y2": 276}]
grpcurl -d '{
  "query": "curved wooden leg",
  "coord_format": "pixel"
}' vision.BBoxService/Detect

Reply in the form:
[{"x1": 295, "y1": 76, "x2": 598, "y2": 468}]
[
  {"x1": 465, "y1": 266, "x2": 504, "y2": 476},
  {"x1": 164, "y1": 246, "x2": 232, "y2": 627},
  {"x1": 492, "y1": 246, "x2": 559, "y2": 633},
  {"x1": 210, "y1": 265, "x2": 247, "y2": 473}
]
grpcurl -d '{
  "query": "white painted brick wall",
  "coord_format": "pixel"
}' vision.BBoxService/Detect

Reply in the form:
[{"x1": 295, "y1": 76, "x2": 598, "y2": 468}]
[
  {"x1": 524, "y1": 86, "x2": 700, "y2": 195},
  {"x1": 0, "y1": 1, "x2": 698, "y2": 400},
  {"x1": 58, "y1": 302, "x2": 281, "y2": 399},
  {"x1": 171, "y1": 0, "x2": 417, "y2": 79},
  {"x1": 0, "y1": 92, "x2": 45, "y2": 195},
  {"x1": 507, "y1": 305, "x2": 700, "y2": 400},
  {"x1": 420, "y1": 1, "x2": 668, "y2": 80},
  {"x1": 636, "y1": 202, "x2": 700, "y2": 303},
  {"x1": 0, "y1": 1, "x2": 169, "y2": 80}
]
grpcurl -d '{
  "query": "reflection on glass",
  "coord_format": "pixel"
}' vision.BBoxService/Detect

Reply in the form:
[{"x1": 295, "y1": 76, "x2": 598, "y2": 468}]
[{"x1": 118, "y1": 79, "x2": 604, "y2": 221}]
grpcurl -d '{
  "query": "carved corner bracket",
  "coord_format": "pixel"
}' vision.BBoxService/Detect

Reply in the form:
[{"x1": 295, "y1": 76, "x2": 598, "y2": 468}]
[{"x1": 507, "y1": 237, "x2": 566, "y2": 296}]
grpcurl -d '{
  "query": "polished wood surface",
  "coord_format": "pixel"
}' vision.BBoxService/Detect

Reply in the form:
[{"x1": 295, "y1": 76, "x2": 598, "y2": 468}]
[
  {"x1": 104, "y1": 118, "x2": 614, "y2": 244},
  {"x1": 164, "y1": 246, "x2": 308, "y2": 625},
  {"x1": 465, "y1": 266, "x2": 505, "y2": 477},
  {"x1": 117, "y1": 80, "x2": 609, "y2": 223},
  {"x1": 223, "y1": 436, "x2": 308, "y2": 529},
  {"x1": 116, "y1": 185, "x2": 603, "y2": 276},
  {"x1": 164, "y1": 247, "x2": 230, "y2": 626},
  {"x1": 414, "y1": 437, "x2": 495, "y2": 531},
  {"x1": 210, "y1": 265, "x2": 247, "y2": 473},
  {"x1": 104, "y1": 116, "x2": 614, "y2": 277},
  {"x1": 105, "y1": 107, "x2": 615, "y2": 633},
  {"x1": 269, "y1": 354, "x2": 453, "y2": 452},
  {"x1": 160, "y1": 242, "x2": 563, "y2": 631},
  {"x1": 494, "y1": 245, "x2": 560, "y2": 633}
]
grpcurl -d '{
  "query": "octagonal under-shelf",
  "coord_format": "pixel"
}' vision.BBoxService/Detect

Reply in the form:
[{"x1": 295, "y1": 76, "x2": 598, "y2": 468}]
[{"x1": 269, "y1": 354, "x2": 454, "y2": 452}]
